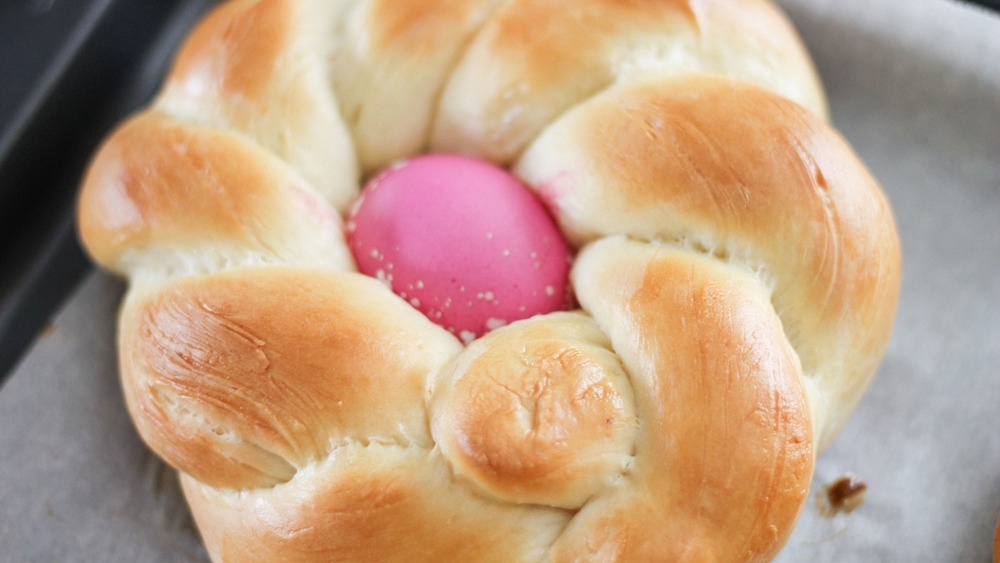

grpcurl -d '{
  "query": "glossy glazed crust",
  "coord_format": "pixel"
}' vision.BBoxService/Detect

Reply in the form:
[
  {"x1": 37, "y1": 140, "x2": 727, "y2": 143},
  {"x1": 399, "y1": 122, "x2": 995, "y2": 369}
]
[
  {"x1": 554, "y1": 238, "x2": 814, "y2": 561},
  {"x1": 433, "y1": 0, "x2": 828, "y2": 164},
  {"x1": 117, "y1": 268, "x2": 462, "y2": 489},
  {"x1": 75, "y1": 0, "x2": 900, "y2": 560},
  {"x1": 430, "y1": 312, "x2": 637, "y2": 510},
  {"x1": 516, "y1": 75, "x2": 901, "y2": 448},
  {"x1": 77, "y1": 112, "x2": 353, "y2": 279}
]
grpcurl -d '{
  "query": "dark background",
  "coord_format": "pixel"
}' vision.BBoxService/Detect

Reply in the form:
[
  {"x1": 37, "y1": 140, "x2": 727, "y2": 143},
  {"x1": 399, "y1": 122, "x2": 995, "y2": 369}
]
[
  {"x1": 0, "y1": 0, "x2": 216, "y2": 380},
  {"x1": 0, "y1": 0, "x2": 998, "y2": 382}
]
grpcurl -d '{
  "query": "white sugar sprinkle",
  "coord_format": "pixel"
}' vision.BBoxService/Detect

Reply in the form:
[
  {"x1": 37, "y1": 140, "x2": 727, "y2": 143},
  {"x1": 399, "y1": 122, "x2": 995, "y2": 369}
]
[
  {"x1": 375, "y1": 269, "x2": 392, "y2": 289},
  {"x1": 460, "y1": 331, "x2": 477, "y2": 344}
]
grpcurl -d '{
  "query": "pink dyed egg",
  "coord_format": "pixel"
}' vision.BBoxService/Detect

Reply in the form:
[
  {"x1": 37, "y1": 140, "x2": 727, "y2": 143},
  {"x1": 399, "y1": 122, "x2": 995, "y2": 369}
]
[{"x1": 347, "y1": 154, "x2": 573, "y2": 343}]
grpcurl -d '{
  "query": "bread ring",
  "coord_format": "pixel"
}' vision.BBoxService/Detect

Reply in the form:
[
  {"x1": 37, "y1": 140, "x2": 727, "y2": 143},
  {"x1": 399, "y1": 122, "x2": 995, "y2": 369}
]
[{"x1": 76, "y1": 0, "x2": 901, "y2": 560}]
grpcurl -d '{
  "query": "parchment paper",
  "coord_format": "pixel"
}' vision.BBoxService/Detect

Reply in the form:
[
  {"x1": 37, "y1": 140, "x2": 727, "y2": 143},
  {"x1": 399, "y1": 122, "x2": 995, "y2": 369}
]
[{"x1": 2, "y1": 0, "x2": 998, "y2": 560}]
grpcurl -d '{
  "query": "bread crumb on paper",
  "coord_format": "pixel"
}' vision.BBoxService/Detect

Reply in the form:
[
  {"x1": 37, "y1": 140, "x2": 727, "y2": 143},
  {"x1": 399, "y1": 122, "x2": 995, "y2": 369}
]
[{"x1": 817, "y1": 473, "x2": 867, "y2": 517}]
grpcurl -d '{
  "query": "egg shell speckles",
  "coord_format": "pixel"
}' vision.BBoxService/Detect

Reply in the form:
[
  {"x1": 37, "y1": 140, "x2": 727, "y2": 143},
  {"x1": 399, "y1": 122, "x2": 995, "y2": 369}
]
[{"x1": 347, "y1": 154, "x2": 573, "y2": 342}]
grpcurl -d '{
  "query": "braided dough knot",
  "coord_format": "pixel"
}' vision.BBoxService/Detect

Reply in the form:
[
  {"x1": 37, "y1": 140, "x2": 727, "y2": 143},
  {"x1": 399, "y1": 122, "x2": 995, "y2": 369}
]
[{"x1": 76, "y1": 0, "x2": 900, "y2": 561}]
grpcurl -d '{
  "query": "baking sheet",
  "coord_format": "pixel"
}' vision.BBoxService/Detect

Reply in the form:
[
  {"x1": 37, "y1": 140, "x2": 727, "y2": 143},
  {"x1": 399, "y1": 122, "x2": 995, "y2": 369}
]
[{"x1": 2, "y1": 0, "x2": 998, "y2": 560}]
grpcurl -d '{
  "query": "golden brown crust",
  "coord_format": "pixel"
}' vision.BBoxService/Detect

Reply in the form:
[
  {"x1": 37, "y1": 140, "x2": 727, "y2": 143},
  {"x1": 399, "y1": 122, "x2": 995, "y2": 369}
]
[
  {"x1": 367, "y1": 0, "x2": 503, "y2": 54},
  {"x1": 158, "y1": 0, "x2": 360, "y2": 210},
  {"x1": 168, "y1": 0, "x2": 293, "y2": 100},
  {"x1": 432, "y1": 0, "x2": 826, "y2": 164},
  {"x1": 431, "y1": 312, "x2": 635, "y2": 509},
  {"x1": 517, "y1": 74, "x2": 901, "y2": 447},
  {"x1": 119, "y1": 268, "x2": 462, "y2": 489},
  {"x1": 76, "y1": 111, "x2": 352, "y2": 278},
  {"x1": 559, "y1": 237, "x2": 814, "y2": 561}
]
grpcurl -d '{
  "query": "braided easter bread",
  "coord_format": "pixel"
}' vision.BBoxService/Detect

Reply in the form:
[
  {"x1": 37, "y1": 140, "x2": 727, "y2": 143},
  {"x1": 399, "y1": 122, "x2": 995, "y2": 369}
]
[{"x1": 76, "y1": 0, "x2": 900, "y2": 561}]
